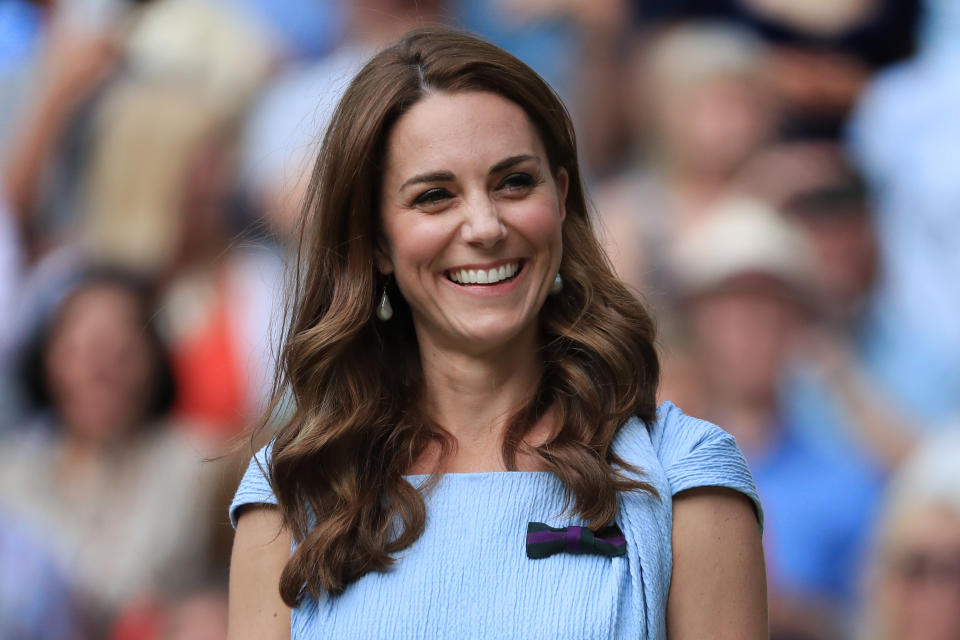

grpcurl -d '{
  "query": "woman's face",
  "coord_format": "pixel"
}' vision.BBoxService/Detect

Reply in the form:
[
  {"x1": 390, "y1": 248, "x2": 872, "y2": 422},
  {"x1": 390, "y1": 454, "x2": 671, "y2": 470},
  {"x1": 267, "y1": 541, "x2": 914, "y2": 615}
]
[
  {"x1": 45, "y1": 284, "x2": 156, "y2": 442},
  {"x1": 378, "y1": 90, "x2": 568, "y2": 355}
]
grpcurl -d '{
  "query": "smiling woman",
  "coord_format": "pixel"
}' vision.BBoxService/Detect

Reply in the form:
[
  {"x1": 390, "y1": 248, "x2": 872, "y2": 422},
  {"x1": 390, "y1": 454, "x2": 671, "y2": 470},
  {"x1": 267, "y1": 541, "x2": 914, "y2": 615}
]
[
  {"x1": 228, "y1": 27, "x2": 767, "y2": 640},
  {"x1": 378, "y1": 90, "x2": 566, "y2": 355}
]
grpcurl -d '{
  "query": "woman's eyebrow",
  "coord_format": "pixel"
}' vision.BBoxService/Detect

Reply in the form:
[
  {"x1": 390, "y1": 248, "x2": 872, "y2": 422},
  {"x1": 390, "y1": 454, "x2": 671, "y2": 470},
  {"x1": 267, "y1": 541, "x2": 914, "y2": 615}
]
[
  {"x1": 399, "y1": 171, "x2": 455, "y2": 191},
  {"x1": 489, "y1": 154, "x2": 538, "y2": 174}
]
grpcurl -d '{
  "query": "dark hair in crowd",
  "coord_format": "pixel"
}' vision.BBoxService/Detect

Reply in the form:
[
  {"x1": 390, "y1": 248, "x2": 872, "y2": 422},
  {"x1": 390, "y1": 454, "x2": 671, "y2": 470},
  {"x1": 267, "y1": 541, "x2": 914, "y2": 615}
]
[
  {"x1": 22, "y1": 265, "x2": 176, "y2": 423},
  {"x1": 260, "y1": 27, "x2": 660, "y2": 603}
]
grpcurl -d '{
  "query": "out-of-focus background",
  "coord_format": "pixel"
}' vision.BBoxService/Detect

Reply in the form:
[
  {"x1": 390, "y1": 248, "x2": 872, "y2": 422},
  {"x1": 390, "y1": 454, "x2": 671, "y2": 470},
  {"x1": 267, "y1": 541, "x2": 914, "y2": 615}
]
[{"x1": 0, "y1": 1, "x2": 958, "y2": 638}]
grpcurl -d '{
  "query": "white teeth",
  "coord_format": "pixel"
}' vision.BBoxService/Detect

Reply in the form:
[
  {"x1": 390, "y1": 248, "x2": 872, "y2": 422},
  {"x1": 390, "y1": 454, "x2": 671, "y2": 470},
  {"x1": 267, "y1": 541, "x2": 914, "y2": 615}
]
[{"x1": 447, "y1": 262, "x2": 520, "y2": 285}]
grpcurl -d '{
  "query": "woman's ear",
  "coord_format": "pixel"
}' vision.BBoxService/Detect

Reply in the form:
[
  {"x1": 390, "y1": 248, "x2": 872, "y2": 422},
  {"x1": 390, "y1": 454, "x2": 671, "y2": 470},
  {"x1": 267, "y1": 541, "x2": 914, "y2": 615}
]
[{"x1": 374, "y1": 235, "x2": 394, "y2": 275}]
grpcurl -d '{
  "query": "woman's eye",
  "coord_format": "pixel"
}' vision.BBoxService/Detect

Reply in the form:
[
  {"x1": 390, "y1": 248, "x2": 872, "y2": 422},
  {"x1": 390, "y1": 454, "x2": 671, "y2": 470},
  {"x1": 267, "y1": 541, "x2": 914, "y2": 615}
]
[
  {"x1": 412, "y1": 188, "x2": 453, "y2": 207},
  {"x1": 499, "y1": 173, "x2": 537, "y2": 192}
]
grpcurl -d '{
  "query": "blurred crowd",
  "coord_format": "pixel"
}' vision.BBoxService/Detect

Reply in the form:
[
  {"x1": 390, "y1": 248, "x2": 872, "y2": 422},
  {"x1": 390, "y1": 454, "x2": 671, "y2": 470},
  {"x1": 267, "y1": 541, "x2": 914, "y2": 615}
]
[{"x1": 0, "y1": 0, "x2": 958, "y2": 639}]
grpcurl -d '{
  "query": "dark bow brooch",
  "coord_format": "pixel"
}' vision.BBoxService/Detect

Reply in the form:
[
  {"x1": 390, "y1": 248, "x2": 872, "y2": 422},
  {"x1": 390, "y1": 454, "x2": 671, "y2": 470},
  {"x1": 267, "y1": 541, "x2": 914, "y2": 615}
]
[{"x1": 525, "y1": 522, "x2": 627, "y2": 559}]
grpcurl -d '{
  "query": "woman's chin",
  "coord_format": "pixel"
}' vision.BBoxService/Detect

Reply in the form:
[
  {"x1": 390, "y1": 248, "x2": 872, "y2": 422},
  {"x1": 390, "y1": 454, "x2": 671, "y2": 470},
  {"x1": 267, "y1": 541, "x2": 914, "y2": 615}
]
[{"x1": 441, "y1": 320, "x2": 538, "y2": 357}]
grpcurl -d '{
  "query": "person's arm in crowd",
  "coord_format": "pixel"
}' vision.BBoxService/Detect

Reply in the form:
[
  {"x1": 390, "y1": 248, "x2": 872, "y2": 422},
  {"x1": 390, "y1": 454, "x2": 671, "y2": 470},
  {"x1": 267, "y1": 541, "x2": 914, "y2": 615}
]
[
  {"x1": 667, "y1": 486, "x2": 768, "y2": 640},
  {"x1": 1, "y1": 24, "x2": 116, "y2": 251},
  {"x1": 807, "y1": 329, "x2": 917, "y2": 469},
  {"x1": 228, "y1": 506, "x2": 292, "y2": 640}
]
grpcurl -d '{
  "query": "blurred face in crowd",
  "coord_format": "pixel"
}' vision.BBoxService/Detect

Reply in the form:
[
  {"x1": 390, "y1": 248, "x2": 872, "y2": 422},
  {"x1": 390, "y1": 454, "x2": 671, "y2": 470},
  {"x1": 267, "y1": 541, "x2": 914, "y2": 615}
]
[
  {"x1": 45, "y1": 284, "x2": 156, "y2": 442},
  {"x1": 687, "y1": 277, "x2": 802, "y2": 403},
  {"x1": 658, "y1": 76, "x2": 776, "y2": 179},
  {"x1": 876, "y1": 505, "x2": 960, "y2": 640},
  {"x1": 378, "y1": 90, "x2": 567, "y2": 355},
  {"x1": 792, "y1": 207, "x2": 878, "y2": 311}
]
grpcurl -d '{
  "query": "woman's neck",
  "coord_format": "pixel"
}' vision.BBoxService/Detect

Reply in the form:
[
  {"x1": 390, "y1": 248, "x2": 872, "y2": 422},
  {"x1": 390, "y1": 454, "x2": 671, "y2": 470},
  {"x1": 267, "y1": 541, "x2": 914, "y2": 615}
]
[{"x1": 414, "y1": 327, "x2": 546, "y2": 472}]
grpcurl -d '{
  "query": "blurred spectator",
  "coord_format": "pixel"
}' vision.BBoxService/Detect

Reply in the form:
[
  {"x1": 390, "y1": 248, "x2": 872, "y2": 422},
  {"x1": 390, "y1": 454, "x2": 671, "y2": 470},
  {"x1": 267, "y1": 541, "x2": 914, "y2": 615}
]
[
  {"x1": 72, "y1": 0, "x2": 278, "y2": 436},
  {"x1": 665, "y1": 199, "x2": 881, "y2": 639},
  {"x1": 846, "y1": 0, "x2": 960, "y2": 427},
  {"x1": 597, "y1": 21, "x2": 778, "y2": 316},
  {"x1": 858, "y1": 429, "x2": 960, "y2": 640},
  {"x1": 0, "y1": 268, "x2": 218, "y2": 634},
  {"x1": 82, "y1": 80, "x2": 262, "y2": 435},
  {"x1": 771, "y1": 142, "x2": 916, "y2": 470},
  {"x1": 632, "y1": 0, "x2": 921, "y2": 138}
]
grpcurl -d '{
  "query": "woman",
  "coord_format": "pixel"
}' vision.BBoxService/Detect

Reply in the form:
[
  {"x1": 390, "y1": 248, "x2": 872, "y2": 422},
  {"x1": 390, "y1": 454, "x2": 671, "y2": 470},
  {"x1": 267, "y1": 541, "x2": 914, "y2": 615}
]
[
  {"x1": 0, "y1": 267, "x2": 216, "y2": 632},
  {"x1": 229, "y1": 28, "x2": 766, "y2": 639}
]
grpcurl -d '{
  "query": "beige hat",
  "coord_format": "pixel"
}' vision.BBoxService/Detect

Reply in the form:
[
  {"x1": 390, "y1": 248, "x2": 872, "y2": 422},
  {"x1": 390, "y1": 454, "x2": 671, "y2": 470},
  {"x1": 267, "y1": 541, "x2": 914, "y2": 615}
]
[
  {"x1": 124, "y1": 0, "x2": 272, "y2": 107},
  {"x1": 670, "y1": 196, "x2": 815, "y2": 296}
]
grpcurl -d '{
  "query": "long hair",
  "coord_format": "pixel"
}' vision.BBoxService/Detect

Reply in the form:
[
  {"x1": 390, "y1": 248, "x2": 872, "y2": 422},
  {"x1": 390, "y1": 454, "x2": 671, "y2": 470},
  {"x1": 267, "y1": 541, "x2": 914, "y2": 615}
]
[{"x1": 261, "y1": 27, "x2": 660, "y2": 604}]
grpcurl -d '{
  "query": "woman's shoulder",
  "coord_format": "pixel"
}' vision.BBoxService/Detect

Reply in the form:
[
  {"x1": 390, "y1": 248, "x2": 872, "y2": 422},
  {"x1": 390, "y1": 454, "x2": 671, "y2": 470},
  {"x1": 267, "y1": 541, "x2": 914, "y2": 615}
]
[
  {"x1": 615, "y1": 401, "x2": 737, "y2": 463},
  {"x1": 230, "y1": 441, "x2": 277, "y2": 528},
  {"x1": 615, "y1": 402, "x2": 764, "y2": 528}
]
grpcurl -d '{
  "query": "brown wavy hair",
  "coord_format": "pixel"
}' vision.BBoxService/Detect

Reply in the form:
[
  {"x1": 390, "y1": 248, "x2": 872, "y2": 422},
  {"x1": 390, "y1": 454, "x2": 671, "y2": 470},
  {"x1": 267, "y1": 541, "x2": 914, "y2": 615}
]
[{"x1": 261, "y1": 27, "x2": 660, "y2": 604}]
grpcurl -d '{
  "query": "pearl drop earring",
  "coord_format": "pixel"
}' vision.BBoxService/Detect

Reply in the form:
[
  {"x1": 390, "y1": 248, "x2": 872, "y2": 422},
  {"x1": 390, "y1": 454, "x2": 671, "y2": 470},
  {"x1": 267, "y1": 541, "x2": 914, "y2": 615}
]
[
  {"x1": 377, "y1": 286, "x2": 393, "y2": 321},
  {"x1": 549, "y1": 273, "x2": 563, "y2": 295}
]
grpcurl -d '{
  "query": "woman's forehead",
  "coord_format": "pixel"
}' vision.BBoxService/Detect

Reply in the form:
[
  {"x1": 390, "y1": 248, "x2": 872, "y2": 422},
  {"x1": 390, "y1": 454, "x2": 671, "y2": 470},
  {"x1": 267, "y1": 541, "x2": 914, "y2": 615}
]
[{"x1": 382, "y1": 91, "x2": 547, "y2": 182}]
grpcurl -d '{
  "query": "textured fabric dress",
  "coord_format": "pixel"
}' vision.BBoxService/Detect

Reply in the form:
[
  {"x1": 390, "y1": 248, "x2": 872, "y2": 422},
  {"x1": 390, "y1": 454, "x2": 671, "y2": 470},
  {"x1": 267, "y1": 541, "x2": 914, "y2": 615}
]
[{"x1": 230, "y1": 402, "x2": 762, "y2": 639}]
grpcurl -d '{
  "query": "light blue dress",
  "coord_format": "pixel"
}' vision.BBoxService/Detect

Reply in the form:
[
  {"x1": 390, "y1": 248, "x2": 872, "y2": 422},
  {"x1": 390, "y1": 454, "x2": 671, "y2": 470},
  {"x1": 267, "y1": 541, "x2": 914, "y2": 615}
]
[{"x1": 231, "y1": 402, "x2": 762, "y2": 639}]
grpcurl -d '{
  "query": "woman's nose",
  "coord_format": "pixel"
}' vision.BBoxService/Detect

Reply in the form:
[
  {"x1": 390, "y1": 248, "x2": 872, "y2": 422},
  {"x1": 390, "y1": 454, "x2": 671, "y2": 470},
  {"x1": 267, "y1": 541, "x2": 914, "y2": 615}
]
[{"x1": 460, "y1": 195, "x2": 507, "y2": 247}]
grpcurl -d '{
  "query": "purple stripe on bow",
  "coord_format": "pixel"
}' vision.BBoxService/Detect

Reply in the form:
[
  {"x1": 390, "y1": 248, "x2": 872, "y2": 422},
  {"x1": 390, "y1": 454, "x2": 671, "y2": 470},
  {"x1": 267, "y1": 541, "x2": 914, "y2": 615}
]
[
  {"x1": 525, "y1": 530, "x2": 626, "y2": 547},
  {"x1": 566, "y1": 526, "x2": 581, "y2": 553},
  {"x1": 526, "y1": 530, "x2": 563, "y2": 545}
]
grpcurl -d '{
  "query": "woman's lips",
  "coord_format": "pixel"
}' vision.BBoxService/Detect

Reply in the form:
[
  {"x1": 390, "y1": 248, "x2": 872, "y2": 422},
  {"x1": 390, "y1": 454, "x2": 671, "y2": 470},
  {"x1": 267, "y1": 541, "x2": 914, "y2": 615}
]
[{"x1": 445, "y1": 259, "x2": 523, "y2": 286}]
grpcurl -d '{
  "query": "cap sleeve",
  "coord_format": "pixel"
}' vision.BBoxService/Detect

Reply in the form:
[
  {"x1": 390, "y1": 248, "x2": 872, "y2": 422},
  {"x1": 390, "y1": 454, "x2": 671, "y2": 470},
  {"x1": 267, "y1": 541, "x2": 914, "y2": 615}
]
[
  {"x1": 229, "y1": 443, "x2": 278, "y2": 528},
  {"x1": 651, "y1": 402, "x2": 764, "y2": 529}
]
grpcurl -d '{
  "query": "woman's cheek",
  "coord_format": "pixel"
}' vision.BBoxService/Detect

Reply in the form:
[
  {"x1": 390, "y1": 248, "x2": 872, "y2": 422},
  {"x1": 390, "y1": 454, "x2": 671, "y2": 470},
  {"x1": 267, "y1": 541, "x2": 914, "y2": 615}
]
[
  {"x1": 505, "y1": 195, "x2": 564, "y2": 243},
  {"x1": 386, "y1": 215, "x2": 457, "y2": 277}
]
